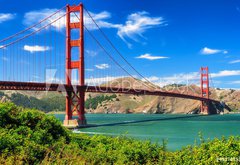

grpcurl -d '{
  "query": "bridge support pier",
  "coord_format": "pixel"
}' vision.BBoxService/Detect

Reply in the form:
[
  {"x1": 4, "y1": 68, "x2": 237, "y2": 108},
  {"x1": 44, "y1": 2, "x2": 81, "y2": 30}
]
[
  {"x1": 63, "y1": 88, "x2": 86, "y2": 128},
  {"x1": 201, "y1": 100, "x2": 209, "y2": 115},
  {"x1": 63, "y1": 3, "x2": 86, "y2": 128}
]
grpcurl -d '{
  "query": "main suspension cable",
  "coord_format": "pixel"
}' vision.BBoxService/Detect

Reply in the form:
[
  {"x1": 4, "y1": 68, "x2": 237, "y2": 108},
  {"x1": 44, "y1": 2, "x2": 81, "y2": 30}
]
[
  {"x1": 1, "y1": 10, "x2": 67, "y2": 48},
  {"x1": 0, "y1": 4, "x2": 82, "y2": 49},
  {"x1": 84, "y1": 6, "x2": 158, "y2": 90},
  {"x1": 0, "y1": 5, "x2": 66, "y2": 44},
  {"x1": 74, "y1": 13, "x2": 153, "y2": 90},
  {"x1": 209, "y1": 69, "x2": 215, "y2": 89}
]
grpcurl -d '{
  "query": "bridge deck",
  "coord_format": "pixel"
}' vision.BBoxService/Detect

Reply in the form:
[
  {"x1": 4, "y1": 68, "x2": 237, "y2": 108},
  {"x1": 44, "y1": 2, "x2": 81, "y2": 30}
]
[{"x1": 0, "y1": 81, "x2": 218, "y2": 103}]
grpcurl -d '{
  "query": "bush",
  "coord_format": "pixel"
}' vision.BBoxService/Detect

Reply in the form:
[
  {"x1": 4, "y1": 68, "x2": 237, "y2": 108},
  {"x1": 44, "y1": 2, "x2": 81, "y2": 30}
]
[
  {"x1": 0, "y1": 102, "x2": 239, "y2": 164},
  {"x1": 0, "y1": 103, "x2": 69, "y2": 164}
]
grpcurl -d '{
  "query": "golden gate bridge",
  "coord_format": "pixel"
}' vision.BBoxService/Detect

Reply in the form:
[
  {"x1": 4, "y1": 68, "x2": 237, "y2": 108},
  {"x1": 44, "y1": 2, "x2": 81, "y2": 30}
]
[{"x1": 0, "y1": 3, "x2": 221, "y2": 127}]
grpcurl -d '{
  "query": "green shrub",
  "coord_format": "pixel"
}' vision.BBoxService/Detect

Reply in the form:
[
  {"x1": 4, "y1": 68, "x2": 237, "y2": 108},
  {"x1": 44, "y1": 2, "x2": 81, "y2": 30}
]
[
  {"x1": 0, "y1": 103, "x2": 69, "y2": 164},
  {"x1": 0, "y1": 102, "x2": 239, "y2": 164}
]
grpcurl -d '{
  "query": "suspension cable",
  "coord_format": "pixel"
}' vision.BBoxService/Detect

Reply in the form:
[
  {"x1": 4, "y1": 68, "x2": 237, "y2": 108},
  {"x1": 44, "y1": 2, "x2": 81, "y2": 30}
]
[
  {"x1": 74, "y1": 13, "x2": 153, "y2": 90},
  {"x1": 84, "y1": 25, "x2": 152, "y2": 90},
  {"x1": 0, "y1": 4, "x2": 82, "y2": 49},
  {"x1": 83, "y1": 6, "x2": 158, "y2": 90},
  {"x1": 1, "y1": 11, "x2": 67, "y2": 48},
  {"x1": 0, "y1": 5, "x2": 66, "y2": 43},
  {"x1": 209, "y1": 69, "x2": 215, "y2": 89}
]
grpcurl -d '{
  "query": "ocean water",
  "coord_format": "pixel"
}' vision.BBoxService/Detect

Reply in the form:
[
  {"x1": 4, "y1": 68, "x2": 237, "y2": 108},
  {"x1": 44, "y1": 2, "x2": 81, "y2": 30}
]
[{"x1": 54, "y1": 113, "x2": 240, "y2": 151}]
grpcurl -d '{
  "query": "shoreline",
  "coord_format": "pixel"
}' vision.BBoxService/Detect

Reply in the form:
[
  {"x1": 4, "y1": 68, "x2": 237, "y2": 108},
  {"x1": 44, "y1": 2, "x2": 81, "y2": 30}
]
[{"x1": 47, "y1": 111, "x2": 240, "y2": 115}]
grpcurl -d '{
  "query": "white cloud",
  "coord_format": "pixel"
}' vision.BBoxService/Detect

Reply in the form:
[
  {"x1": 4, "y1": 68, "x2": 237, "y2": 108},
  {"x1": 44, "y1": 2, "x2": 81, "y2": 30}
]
[
  {"x1": 23, "y1": 9, "x2": 120, "y2": 31},
  {"x1": 201, "y1": 47, "x2": 227, "y2": 55},
  {"x1": 84, "y1": 11, "x2": 121, "y2": 30},
  {"x1": 159, "y1": 70, "x2": 240, "y2": 81},
  {"x1": 229, "y1": 59, "x2": 240, "y2": 64},
  {"x1": 136, "y1": 53, "x2": 169, "y2": 60},
  {"x1": 0, "y1": 13, "x2": 15, "y2": 23},
  {"x1": 95, "y1": 63, "x2": 110, "y2": 69},
  {"x1": 141, "y1": 72, "x2": 199, "y2": 87},
  {"x1": 23, "y1": 9, "x2": 65, "y2": 31},
  {"x1": 23, "y1": 45, "x2": 50, "y2": 53},
  {"x1": 23, "y1": 8, "x2": 165, "y2": 47},
  {"x1": 161, "y1": 72, "x2": 199, "y2": 81},
  {"x1": 211, "y1": 70, "x2": 240, "y2": 78},
  {"x1": 46, "y1": 69, "x2": 240, "y2": 87},
  {"x1": 117, "y1": 11, "x2": 165, "y2": 47},
  {"x1": 142, "y1": 70, "x2": 240, "y2": 87},
  {"x1": 86, "y1": 74, "x2": 193, "y2": 88}
]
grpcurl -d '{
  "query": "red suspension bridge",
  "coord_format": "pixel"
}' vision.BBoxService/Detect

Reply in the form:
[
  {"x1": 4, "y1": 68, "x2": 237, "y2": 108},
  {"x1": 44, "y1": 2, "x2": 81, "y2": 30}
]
[{"x1": 0, "y1": 3, "x2": 221, "y2": 127}]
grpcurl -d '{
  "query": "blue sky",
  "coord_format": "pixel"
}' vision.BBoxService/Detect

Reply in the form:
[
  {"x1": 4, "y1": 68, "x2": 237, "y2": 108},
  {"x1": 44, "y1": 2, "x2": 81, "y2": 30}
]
[{"x1": 1, "y1": 0, "x2": 240, "y2": 88}]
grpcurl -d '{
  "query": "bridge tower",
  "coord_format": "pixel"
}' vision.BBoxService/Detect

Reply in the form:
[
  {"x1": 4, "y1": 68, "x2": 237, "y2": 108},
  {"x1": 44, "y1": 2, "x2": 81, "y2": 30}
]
[
  {"x1": 200, "y1": 67, "x2": 209, "y2": 114},
  {"x1": 63, "y1": 3, "x2": 86, "y2": 127}
]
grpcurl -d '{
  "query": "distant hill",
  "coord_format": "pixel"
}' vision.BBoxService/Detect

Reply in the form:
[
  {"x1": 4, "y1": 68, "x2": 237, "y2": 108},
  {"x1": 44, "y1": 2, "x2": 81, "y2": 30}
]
[
  {"x1": 0, "y1": 77, "x2": 239, "y2": 114},
  {"x1": 85, "y1": 77, "x2": 238, "y2": 114},
  {"x1": 0, "y1": 91, "x2": 65, "y2": 113}
]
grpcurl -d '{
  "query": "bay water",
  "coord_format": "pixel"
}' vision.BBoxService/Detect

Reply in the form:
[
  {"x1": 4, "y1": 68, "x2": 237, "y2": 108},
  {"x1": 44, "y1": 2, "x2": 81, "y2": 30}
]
[{"x1": 54, "y1": 113, "x2": 240, "y2": 151}]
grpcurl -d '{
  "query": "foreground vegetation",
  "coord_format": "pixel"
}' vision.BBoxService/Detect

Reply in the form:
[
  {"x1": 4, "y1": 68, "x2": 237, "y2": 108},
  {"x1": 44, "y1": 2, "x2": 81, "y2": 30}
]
[{"x1": 0, "y1": 103, "x2": 239, "y2": 164}]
